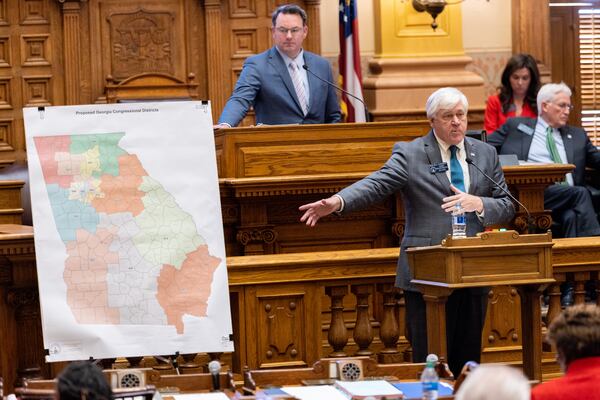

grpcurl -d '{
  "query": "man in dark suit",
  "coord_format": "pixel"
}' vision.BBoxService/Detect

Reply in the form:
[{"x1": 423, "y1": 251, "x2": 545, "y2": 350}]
[
  {"x1": 299, "y1": 87, "x2": 515, "y2": 377},
  {"x1": 488, "y1": 82, "x2": 600, "y2": 238},
  {"x1": 215, "y1": 4, "x2": 341, "y2": 128}
]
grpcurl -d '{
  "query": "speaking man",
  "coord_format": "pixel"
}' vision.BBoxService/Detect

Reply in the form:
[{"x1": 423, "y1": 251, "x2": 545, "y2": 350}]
[
  {"x1": 215, "y1": 4, "x2": 341, "y2": 128},
  {"x1": 299, "y1": 87, "x2": 514, "y2": 378}
]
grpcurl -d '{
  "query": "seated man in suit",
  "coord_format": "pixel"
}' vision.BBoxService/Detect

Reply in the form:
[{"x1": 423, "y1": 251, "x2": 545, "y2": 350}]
[
  {"x1": 488, "y1": 82, "x2": 600, "y2": 238},
  {"x1": 215, "y1": 4, "x2": 341, "y2": 128},
  {"x1": 299, "y1": 87, "x2": 514, "y2": 378},
  {"x1": 531, "y1": 304, "x2": 600, "y2": 400}
]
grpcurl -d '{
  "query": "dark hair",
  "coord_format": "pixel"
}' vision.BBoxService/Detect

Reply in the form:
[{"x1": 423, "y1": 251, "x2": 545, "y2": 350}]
[
  {"x1": 57, "y1": 361, "x2": 112, "y2": 400},
  {"x1": 499, "y1": 53, "x2": 541, "y2": 115},
  {"x1": 548, "y1": 304, "x2": 600, "y2": 367},
  {"x1": 271, "y1": 4, "x2": 307, "y2": 26}
]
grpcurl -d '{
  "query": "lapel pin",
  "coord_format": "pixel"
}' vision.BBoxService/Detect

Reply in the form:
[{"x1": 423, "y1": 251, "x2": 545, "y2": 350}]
[{"x1": 567, "y1": 134, "x2": 572, "y2": 139}]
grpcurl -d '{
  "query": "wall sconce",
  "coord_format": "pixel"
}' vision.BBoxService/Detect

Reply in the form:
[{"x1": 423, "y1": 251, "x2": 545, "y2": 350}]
[{"x1": 411, "y1": 0, "x2": 490, "y2": 31}]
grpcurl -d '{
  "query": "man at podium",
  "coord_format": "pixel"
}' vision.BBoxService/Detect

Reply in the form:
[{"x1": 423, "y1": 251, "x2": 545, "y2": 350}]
[
  {"x1": 299, "y1": 87, "x2": 515, "y2": 377},
  {"x1": 215, "y1": 4, "x2": 341, "y2": 128}
]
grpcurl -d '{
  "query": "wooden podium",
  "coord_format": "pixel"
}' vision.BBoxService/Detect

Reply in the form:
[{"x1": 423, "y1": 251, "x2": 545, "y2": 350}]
[{"x1": 406, "y1": 230, "x2": 554, "y2": 380}]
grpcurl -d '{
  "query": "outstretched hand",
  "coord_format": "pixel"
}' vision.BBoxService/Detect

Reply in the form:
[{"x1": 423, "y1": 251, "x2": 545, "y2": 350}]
[
  {"x1": 299, "y1": 196, "x2": 342, "y2": 227},
  {"x1": 441, "y1": 185, "x2": 484, "y2": 213}
]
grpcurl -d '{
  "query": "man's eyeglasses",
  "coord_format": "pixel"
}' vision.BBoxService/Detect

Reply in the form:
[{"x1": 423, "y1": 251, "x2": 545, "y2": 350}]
[
  {"x1": 552, "y1": 102, "x2": 574, "y2": 111},
  {"x1": 275, "y1": 27, "x2": 303, "y2": 35},
  {"x1": 437, "y1": 111, "x2": 467, "y2": 122}
]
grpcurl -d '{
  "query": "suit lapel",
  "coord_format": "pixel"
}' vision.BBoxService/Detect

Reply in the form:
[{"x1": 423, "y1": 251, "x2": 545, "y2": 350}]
[
  {"x1": 424, "y1": 131, "x2": 452, "y2": 193},
  {"x1": 464, "y1": 139, "x2": 479, "y2": 195},
  {"x1": 521, "y1": 119, "x2": 536, "y2": 158},
  {"x1": 268, "y1": 47, "x2": 303, "y2": 113},
  {"x1": 559, "y1": 126, "x2": 574, "y2": 163}
]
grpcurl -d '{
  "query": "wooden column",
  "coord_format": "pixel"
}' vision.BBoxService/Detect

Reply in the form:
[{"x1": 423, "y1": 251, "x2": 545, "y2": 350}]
[
  {"x1": 512, "y1": 0, "x2": 552, "y2": 81},
  {"x1": 59, "y1": 0, "x2": 83, "y2": 105},
  {"x1": 204, "y1": 0, "x2": 225, "y2": 122},
  {"x1": 304, "y1": 0, "x2": 322, "y2": 54}
]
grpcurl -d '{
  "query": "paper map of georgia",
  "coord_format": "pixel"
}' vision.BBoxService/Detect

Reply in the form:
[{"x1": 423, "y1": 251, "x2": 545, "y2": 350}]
[{"x1": 34, "y1": 133, "x2": 220, "y2": 334}]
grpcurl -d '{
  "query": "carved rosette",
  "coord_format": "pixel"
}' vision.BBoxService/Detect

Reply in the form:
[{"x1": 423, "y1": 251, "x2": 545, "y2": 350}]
[
  {"x1": 237, "y1": 228, "x2": 277, "y2": 246},
  {"x1": 391, "y1": 221, "x2": 405, "y2": 238},
  {"x1": 7, "y1": 287, "x2": 39, "y2": 319}
]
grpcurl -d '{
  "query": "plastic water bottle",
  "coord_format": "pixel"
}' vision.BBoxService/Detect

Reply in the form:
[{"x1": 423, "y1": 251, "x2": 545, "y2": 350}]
[
  {"x1": 452, "y1": 202, "x2": 467, "y2": 238},
  {"x1": 421, "y1": 354, "x2": 439, "y2": 400}
]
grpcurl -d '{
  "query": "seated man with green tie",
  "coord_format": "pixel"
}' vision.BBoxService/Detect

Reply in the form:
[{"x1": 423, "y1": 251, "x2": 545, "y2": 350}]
[{"x1": 488, "y1": 82, "x2": 600, "y2": 238}]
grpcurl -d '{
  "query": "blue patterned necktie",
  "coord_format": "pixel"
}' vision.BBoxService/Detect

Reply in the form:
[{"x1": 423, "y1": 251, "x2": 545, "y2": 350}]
[{"x1": 449, "y1": 145, "x2": 465, "y2": 192}]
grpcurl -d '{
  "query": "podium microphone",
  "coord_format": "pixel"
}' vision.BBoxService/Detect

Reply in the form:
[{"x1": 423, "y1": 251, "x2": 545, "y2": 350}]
[
  {"x1": 302, "y1": 64, "x2": 370, "y2": 122},
  {"x1": 208, "y1": 360, "x2": 221, "y2": 392},
  {"x1": 465, "y1": 157, "x2": 535, "y2": 234}
]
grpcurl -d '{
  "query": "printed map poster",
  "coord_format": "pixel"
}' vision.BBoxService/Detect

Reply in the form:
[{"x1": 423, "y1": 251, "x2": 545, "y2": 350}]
[{"x1": 23, "y1": 102, "x2": 233, "y2": 361}]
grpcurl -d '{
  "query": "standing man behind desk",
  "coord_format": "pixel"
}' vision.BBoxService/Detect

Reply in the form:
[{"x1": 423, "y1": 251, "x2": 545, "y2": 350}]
[
  {"x1": 488, "y1": 82, "x2": 600, "y2": 238},
  {"x1": 215, "y1": 4, "x2": 341, "y2": 128},
  {"x1": 299, "y1": 87, "x2": 515, "y2": 378}
]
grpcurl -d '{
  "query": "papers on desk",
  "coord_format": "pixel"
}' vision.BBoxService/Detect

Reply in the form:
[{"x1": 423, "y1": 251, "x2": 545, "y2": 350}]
[
  {"x1": 170, "y1": 394, "x2": 230, "y2": 400},
  {"x1": 281, "y1": 385, "x2": 349, "y2": 400},
  {"x1": 281, "y1": 380, "x2": 404, "y2": 400}
]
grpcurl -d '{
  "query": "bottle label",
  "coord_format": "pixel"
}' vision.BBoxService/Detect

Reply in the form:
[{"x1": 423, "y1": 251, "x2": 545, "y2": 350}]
[
  {"x1": 454, "y1": 215, "x2": 465, "y2": 224},
  {"x1": 423, "y1": 381, "x2": 438, "y2": 391}
]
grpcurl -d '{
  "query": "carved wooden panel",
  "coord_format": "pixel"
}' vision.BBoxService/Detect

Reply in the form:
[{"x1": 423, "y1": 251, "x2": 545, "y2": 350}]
[
  {"x1": 0, "y1": 118, "x2": 14, "y2": 151},
  {"x1": 229, "y1": 0, "x2": 258, "y2": 18},
  {"x1": 108, "y1": 9, "x2": 174, "y2": 79},
  {"x1": 22, "y1": 75, "x2": 52, "y2": 106},
  {"x1": 20, "y1": 0, "x2": 49, "y2": 25},
  {"x1": 21, "y1": 34, "x2": 51, "y2": 66},
  {"x1": 0, "y1": 0, "x2": 7, "y2": 26},
  {"x1": 0, "y1": 36, "x2": 11, "y2": 67},
  {"x1": 481, "y1": 285, "x2": 522, "y2": 362},
  {"x1": 0, "y1": 77, "x2": 12, "y2": 109},
  {"x1": 232, "y1": 29, "x2": 258, "y2": 59}
]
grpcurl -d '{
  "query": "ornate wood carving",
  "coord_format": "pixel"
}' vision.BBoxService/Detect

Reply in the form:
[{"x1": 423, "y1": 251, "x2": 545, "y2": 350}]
[
  {"x1": 483, "y1": 286, "x2": 521, "y2": 351},
  {"x1": 0, "y1": 0, "x2": 7, "y2": 25},
  {"x1": 107, "y1": 9, "x2": 174, "y2": 80},
  {"x1": 22, "y1": 75, "x2": 52, "y2": 106},
  {"x1": 21, "y1": 34, "x2": 50, "y2": 66},
  {"x1": 351, "y1": 284, "x2": 374, "y2": 356},
  {"x1": 0, "y1": 118, "x2": 14, "y2": 151},
  {"x1": 325, "y1": 285, "x2": 348, "y2": 357},
  {"x1": 0, "y1": 36, "x2": 11, "y2": 67},
  {"x1": 20, "y1": 0, "x2": 50, "y2": 25}
]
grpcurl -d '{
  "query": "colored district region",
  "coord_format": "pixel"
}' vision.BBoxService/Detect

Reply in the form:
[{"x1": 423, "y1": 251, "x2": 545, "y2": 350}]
[{"x1": 35, "y1": 133, "x2": 221, "y2": 333}]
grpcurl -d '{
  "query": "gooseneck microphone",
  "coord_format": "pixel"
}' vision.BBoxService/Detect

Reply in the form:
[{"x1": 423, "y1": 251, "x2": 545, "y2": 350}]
[
  {"x1": 208, "y1": 360, "x2": 221, "y2": 391},
  {"x1": 465, "y1": 157, "x2": 535, "y2": 234},
  {"x1": 302, "y1": 64, "x2": 370, "y2": 122}
]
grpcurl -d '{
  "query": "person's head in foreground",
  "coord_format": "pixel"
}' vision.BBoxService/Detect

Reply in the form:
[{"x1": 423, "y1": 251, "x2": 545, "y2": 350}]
[
  {"x1": 454, "y1": 364, "x2": 530, "y2": 400},
  {"x1": 57, "y1": 361, "x2": 112, "y2": 400},
  {"x1": 548, "y1": 303, "x2": 600, "y2": 371}
]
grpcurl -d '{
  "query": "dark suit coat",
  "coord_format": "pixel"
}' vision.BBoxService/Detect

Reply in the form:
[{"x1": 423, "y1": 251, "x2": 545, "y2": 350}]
[
  {"x1": 218, "y1": 47, "x2": 341, "y2": 127},
  {"x1": 337, "y1": 131, "x2": 515, "y2": 290},
  {"x1": 488, "y1": 117, "x2": 600, "y2": 186}
]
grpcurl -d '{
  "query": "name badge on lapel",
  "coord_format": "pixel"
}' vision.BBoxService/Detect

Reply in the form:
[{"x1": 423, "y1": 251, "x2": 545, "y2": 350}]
[
  {"x1": 517, "y1": 123, "x2": 534, "y2": 136},
  {"x1": 429, "y1": 162, "x2": 448, "y2": 174}
]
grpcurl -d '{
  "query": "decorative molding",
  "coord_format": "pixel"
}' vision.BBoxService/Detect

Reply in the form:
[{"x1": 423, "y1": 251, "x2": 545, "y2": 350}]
[
  {"x1": 61, "y1": 0, "x2": 81, "y2": 104},
  {"x1": 107, "y1": 9, "x2": 174, "y2": 80},
  {"x1": 0, "y1": 0, "x2": 7, "y2": 25},
  {"x1": 20, "y1": 0, "x2": 49, "y2": 25},
  {"x1": 237, "y1": 228, "x2": 277, "y2": 245},
  {"x1": 0, "y1": 78, "x2": 13, "y2": 109},
  {"x1": 205, "y1": 0, "x2": 226, "y2": 121},
  {"x1": 22, "y1": 75, "x2": 52, "y2": 106},
  {"x1": 229, "y1": 0, "x2": 257, "y2": 18},
  {"x1": 0, "y1": 118, "x2": 15, "y2": 151},
  {"x1": 0, "y1": 36, "x2": 12, "y2": 67},
  {"x1": 232, "y1": 29, "x2": 258, "y2": 59},
  {"x1": 20, "y1": 34, "x2": 51, "y2": 66}
]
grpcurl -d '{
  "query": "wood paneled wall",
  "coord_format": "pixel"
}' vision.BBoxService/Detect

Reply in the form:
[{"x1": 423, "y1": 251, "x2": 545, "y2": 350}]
[{"x1": 0, "y1": 0, "x2": 321, "y2": 164}]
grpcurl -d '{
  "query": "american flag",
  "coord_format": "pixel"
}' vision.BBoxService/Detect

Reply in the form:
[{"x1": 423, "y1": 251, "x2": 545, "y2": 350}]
[{"x1": 338, "y1": 0, "x2": 366, "y2": 122}]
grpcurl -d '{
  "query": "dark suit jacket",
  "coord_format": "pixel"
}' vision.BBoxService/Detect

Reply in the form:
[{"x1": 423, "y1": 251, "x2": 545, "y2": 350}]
[
  {"x1": 337, "y1": 131, "x2": 515, "y2": 290},
  {"x1": 218, "y1": 47, "x2": 341, "y2": 127},
  {"x1": 488, "y1": 117, "x2": 600, "y2": 186}
]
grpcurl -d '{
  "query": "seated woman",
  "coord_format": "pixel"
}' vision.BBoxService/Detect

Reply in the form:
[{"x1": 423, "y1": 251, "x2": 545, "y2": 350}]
[{"x1": 484, "y1": 53, "x2": 540, "y2": 133}]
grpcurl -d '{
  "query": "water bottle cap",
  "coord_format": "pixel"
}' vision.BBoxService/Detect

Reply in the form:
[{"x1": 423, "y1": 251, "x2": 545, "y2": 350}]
[{"x1": 426, "y1": 354, "x2": 438, "y2": 363}]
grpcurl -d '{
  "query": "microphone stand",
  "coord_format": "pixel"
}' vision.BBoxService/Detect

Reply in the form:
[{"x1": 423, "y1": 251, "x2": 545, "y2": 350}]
[{"x1": 302, "y1": 64, "x2": 370, "y2": 122}]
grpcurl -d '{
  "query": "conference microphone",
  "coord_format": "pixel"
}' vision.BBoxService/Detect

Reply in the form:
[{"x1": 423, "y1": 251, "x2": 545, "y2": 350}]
[
  {"x1": 208, "y1": 360, "x2": 221, "y2": 392},
  {"x1": 302, "y1": 64, "x2": 370, "y2": 122},
  {"x1": 465, "y1": 157, "x2": 535, "y2": 234}
]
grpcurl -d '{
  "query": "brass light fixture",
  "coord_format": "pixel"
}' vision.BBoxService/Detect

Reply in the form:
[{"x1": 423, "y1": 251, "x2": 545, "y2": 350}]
[{"x1": 411, "y1": 0, "x2": 490, "y2": 31}]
